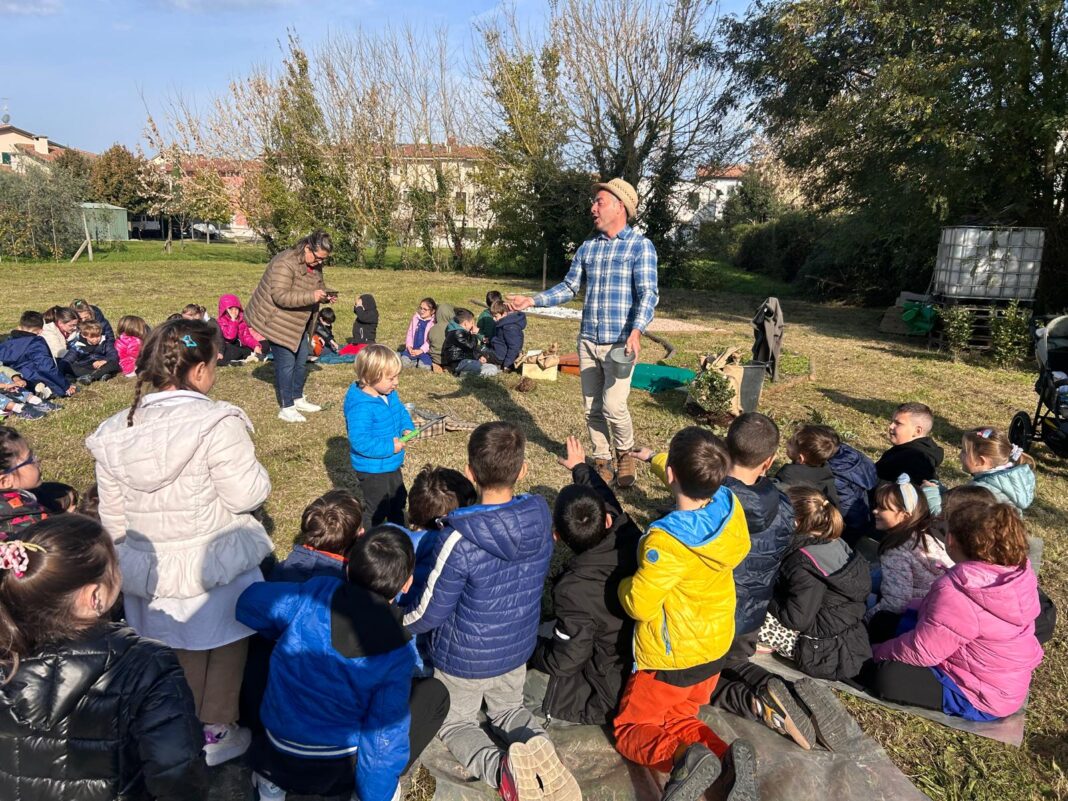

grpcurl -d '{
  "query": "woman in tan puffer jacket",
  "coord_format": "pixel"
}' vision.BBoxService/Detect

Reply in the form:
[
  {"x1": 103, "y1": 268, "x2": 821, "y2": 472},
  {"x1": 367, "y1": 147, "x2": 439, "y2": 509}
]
[{"x1": 245, "y1": 230, "x2": 334, "y2": 423}]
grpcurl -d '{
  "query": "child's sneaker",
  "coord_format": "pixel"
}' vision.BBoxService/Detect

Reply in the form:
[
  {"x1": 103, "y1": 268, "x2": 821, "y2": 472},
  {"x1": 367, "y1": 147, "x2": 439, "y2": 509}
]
[
  {"x1": 709, "y1": 739, "x2": 758, "y2": 801},
  {"x1": 791, "y1": 678, "x2": 852, "y2": 751},
  {"x1": 202, "y1": 723, "x2": 251, "y2": 766},
  {"x1": 516, "y1": 735, "x2": 581, "y2": 801},
  {"x1": 251, "y1": 772, "x2": 287, "y2": 800},
  {"x1": 498, "y1": 747, "x2": 538, "y2": 801},
  {"x1": 15, "y1": 404, "x2": 46, "y2": 421},
  {"x1": 661, "y1": 743, "x2": 722, "y2": 801},
  {"x1": 750, "y1": 677, "x2": 814, "y2": 750}
]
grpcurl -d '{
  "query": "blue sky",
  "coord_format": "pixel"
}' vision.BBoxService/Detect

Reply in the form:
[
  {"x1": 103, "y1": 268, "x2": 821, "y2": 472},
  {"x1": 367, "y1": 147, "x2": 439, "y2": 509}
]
[{"x1": 0, "y1": 0, "x2": 750, "y2": 154}]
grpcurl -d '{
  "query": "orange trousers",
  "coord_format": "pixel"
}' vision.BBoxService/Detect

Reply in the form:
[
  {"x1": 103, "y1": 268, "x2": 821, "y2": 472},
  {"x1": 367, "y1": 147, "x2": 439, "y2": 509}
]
[{"x1": 613, "y1": 669, "x2": 727, "y2": 773}]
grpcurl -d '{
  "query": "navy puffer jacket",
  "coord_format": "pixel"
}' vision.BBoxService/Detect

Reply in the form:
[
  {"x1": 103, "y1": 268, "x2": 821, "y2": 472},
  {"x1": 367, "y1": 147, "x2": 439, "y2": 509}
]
[
  {"x1": 724, "y1": 476, "x2": 795, "y2": 635},
  {"x1": 402, "y1": 494, "x2": 553, "y2": 679},
  {"x1": 827, "y1": 444, "x2": 878, "y2": 542}
]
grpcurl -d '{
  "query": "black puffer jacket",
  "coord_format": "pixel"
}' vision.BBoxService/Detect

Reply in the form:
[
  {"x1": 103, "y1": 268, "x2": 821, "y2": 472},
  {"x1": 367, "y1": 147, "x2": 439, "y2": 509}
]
[
  {"x1": 442, "y1": 325, "x2": 484, "y2": 373},
  {"x1": 349, "y1": 294, "x2": 379, "y2": 345},
  {"x1": 875, "y1": 437, "x2": 944, "y2": 484},
  {"x1": 0, "y1": 624, "x2": 206, "y2": 801},
  {"x1": 724, "y1": 476, "x2": 794, "y2": 635},
  {"x1": 768, "y1": 536, "x2": 871, "y2": 681},
  {"x1": 774, "y1": 463, "x2": 841, "y2": 509},
  {"x1": 530, "y1": 464, "x2": 640, "y2": 725}
]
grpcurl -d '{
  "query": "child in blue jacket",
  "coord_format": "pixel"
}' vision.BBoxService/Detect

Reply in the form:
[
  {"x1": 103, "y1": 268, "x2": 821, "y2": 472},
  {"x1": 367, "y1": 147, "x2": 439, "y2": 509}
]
[
  {"x1": 0, "y1": 311, "x2": 73, "y2": 398},
  {"x1": 237, "y1": 526, "x2": 450, "y2": 801},
  {"x1": 61, "y1": 319, "x2": 121, "y2": 383},
  {"x1": 344, "y1": 344, "x2": 414, "y2": 526},
  {"x1": 487, "y1": 300, "x2": 527, "y2": 371}
]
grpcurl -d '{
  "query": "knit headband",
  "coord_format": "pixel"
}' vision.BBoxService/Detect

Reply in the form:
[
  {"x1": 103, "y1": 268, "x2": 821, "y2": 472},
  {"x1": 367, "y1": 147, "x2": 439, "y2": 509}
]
[{"x1": 896, "y1": 474, "x2": 918, "y2": 513}]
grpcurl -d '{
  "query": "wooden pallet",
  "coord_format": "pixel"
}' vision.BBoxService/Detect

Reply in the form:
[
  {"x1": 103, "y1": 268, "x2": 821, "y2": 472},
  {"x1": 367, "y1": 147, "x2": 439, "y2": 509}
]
[{"x1": 927, "y1": 297, "x2": 1033, "y2": 352}]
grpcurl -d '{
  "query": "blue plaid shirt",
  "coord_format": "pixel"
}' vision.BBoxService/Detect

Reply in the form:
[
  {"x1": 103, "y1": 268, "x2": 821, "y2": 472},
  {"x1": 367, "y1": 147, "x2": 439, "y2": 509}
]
[{"x1": 533, "y1": 226, "x2": 659, "y2": 345}]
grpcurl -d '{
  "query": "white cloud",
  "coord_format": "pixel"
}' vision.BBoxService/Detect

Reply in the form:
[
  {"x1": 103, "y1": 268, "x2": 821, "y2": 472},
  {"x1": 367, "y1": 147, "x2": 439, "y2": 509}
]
[
  {"x1": 155, "y1": 0, "x2": 292, "y2": 10},
  {"x1": 0, "y1": 0, "x2": 62, "y2": 15}
]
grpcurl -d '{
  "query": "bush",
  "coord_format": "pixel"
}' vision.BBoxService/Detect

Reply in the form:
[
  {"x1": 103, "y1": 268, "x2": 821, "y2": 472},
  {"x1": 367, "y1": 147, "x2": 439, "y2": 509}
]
[
  {"x1": 732, "y1": 211, "x2": 826, "y2": 281},
  {"x1": 937, "y1": 305, "x2": 974, "y2": 361},
  {"x1": 688, "y1": 368, "x2": 735, "y2": 418},
  {"x1": 990, "y1": 300, "x2": 1032, "y2": 368}
]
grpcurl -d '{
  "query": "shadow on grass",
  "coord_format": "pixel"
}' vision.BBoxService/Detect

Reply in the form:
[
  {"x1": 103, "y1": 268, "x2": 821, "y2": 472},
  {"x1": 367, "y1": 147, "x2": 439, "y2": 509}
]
[
  {"x1": 324, "y1": 435, "x2": 366, "y2": 502},
  {"x1": 429, "y1": 374, "x2": 562, "y2": 456},
  {"x1": 818, "y1": 389, "x2": 967, "y2": 444}
]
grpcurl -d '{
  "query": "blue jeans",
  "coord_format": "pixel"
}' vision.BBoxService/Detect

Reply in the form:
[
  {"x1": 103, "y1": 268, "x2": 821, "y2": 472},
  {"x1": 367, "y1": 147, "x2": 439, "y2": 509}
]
[
  {"x1": 455, "y1": 359, "x2": 500, "y2": 377},
  {"x1": 269, "y1": 336, "x2": 311, "y2": 409}
]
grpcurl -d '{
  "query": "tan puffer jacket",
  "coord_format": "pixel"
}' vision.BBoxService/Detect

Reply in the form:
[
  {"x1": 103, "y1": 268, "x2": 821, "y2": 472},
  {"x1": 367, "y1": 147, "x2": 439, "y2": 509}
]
[
  {"x1": 245, "y1": 246, "x2": 324, "y2": 352},
  {"x1": 86, "y1": 390, "x2": 273, "y2": 601}
]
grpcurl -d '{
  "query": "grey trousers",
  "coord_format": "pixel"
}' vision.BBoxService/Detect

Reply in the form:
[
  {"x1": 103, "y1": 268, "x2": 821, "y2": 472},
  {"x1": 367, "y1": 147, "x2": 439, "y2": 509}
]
[{"x1": 437, "y1": 665, "x2": 545, "y2": 787}]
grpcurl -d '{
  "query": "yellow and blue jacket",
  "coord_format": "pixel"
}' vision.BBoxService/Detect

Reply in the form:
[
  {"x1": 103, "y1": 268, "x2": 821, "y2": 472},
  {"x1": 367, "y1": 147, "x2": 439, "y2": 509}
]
[{"x1": 618, "y1": 453, "x2": 751, "y2": 671}]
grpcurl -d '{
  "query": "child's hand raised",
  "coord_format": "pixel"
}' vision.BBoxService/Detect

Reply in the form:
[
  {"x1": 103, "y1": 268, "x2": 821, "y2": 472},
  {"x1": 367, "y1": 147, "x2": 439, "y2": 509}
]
[
  {"x1": 557, "y1": 435, "x2": 587, "y2": 470},
  {"x1": 630, "y1": 447, "x2": 654, "y2": 462}
]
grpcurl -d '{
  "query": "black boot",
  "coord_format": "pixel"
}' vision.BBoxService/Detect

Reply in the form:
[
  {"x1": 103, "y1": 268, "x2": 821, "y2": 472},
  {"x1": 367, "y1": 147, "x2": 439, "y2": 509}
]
[
  {"x1": 661, "y1": 743, "x2": 722, "y2": 801},
  {"x1": 709, "y1": 739, "x2": 758, "y2": 801}
]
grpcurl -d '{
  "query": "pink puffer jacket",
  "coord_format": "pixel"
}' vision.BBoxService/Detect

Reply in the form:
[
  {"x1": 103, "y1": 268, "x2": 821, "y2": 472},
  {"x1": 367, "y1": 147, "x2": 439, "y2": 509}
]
[
  {"x1": 116, "y1": 333, "x2": 142, "y2": 376},
  {"x1": 873, "y1": 560, "x2": 1043, "y2": 718},
  {"x1": 217, "y1": 294, "x2": 261, "y2": 350}
]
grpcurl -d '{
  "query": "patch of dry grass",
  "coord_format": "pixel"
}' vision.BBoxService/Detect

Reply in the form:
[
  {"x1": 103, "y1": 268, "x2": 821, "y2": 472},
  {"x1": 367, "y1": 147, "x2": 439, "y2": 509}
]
[{"x1": 3, "y1": 252, "x2": 1065, "y2": 800}]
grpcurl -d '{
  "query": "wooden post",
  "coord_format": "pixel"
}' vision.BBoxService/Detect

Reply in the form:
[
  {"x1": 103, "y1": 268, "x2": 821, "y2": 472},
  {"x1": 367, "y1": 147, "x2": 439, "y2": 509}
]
[
  {"x1": 542, "y1": 249, "x2": 547, "y2": 291},
  {"x1": 82, "y1": 212, "x2": 93, "y2": 262}
]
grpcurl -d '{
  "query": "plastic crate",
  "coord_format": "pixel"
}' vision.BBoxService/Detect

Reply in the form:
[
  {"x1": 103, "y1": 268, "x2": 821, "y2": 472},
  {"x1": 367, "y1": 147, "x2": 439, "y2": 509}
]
[{"x1": 933, "y1": 226, "x2": 1044, "y2": 301}]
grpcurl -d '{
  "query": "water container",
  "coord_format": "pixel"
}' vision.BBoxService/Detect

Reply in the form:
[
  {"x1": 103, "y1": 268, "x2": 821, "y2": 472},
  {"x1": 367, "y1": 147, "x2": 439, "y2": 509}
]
[{"x1": 933, "y1": 226, "x2": 1044, "y2": 301}]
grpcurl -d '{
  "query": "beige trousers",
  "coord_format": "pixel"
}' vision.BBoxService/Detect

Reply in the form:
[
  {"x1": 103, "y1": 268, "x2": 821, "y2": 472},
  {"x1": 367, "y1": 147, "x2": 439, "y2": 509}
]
[
  {"x1": 174, "y1": 638, "x2": 248, "y2": 725},
  {"x1": 578, "y1": 338, "x2": 635, "y2": 461}
]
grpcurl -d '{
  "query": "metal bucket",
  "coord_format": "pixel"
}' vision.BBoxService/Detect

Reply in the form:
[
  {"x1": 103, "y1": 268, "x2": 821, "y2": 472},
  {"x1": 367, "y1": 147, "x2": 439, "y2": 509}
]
[
  {"x1": 607, "y1": 345, "x2": 636, "y2": 379},
  {"x1": 740, "y1": 363, "x2": 766, "y2": 412}
]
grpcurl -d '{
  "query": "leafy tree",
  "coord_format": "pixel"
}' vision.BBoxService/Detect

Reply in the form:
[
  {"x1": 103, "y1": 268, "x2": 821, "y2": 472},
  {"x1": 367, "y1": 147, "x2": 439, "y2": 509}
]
[
  {"x1": 721, "y1": 0, "x2": 1068, "y2": 305},
  {"x1": 185, "y1": 171, "x2": 232, "y2": 244},
  {"x1": 722, "y1": 169, "x2": 783, "y2": 226},
  {"x1": 89, "y1": 144, "x2": 149, "y2": 215},
  {"x1": 52, "y1": 149, "x2": 92, "y2": 189},
  {"x1": 0, "y1": 164, "x2": 85, "y2": 261}
]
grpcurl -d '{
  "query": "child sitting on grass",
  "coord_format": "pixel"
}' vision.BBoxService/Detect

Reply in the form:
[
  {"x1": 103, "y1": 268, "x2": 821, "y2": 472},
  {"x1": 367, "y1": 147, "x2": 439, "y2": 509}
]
[
  {"x1": 443, "y1": 308, "x2": 500, "y2": 377},
  {"x1": 217, "y1": 295, "x2": 262, "y2": 365},
  {"x1": 400, "y1": 298, "x2": 436, "y2": 369},
  {"x1": 924, "y1": 427, "x2": 1036, "y2": 515},
  {"x1": 622, "y1": 429, "x2": 756, "y2": 801},
  {"x1": 0, "y1": 368, "x2": 58, "y2": 421},
  {"x1": 0, "y1": 426, "x2": 48, "y2": 538},
  {"x1": 866, "y1": 477, "x2": 953, "y2": 643},
  {"x1": 487, "y1": 300, "x2": 527, "y2": 372},
  {"x1": 478, "y1": 290, "x2": 502, "y2": 340},
  {"x1": 402, "y1": 422, "x2": 579, "y2": 801},
  {"x1": 349, "y1": 293, "x2": 379, "y2": 345},
  {"x1": 759, "y1": 487, "x2": 871, "y2": 682},
  {"x1": 405, "y1": 465, "x2": 477, "y2": 596},
  {"x1": 0, "y1": 311, "x2": 74, "y2": 399},
  {"x1": 861, "y1": 495, "x2": 1043, "y2": 721},
  {"x1": 876, "y1": 402, "x2": 944, "y2": 484},
  {"x1": 710, "y1": 413, "x2": 851, "y2": 752},
  {"x1": 238, "y1": 526, "x2": 450, "y2": 801},
  {"x1": 344, "y1": 344, "x2": 414, "y2": 526},
  {"x1": 775, "y1": 424, "x2": 842, "y2": 507},
  {"x1": 116, "y1": 315, "x2": 149, "y2": 378},
  {"x1": 62, "y1": 320, "x2": 120, "y2": 384},
  {"x1": 312, "y1": 307, "x2": 340, "y2": 356},
  {"x1": 826, "y1": 430, "x2": 879, "y2": 544},
  {"x1": 529, "y1": 435, "x2": 640, "y2": 726}
]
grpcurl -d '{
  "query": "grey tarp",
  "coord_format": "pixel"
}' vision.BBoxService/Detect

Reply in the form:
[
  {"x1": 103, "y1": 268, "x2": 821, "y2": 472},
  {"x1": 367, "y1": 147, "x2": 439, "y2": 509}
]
[{"x1": 420, "y1": 670, "x2": 928, "y2": 801}]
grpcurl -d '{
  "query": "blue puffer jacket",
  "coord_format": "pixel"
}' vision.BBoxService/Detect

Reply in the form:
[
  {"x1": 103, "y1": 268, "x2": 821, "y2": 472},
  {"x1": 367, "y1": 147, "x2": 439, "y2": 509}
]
[
  {"x1": 828, "y1": 443, "x2": 879, "y2": 540},
  {"x1": 490, "y1": 312, "x2": 527, "y2": 370},
  {"x1": 62, "y1": 335, "x2": 119, "y2": 368},
  {"x1": 269, "y1": 545, "x2": 347, "y2": 583},
  {"x1": 343, "y1": 384, "x2": 414, "y2": 474},
  {"x1": 0, "y1": 331, "x2": 69, "y2": 395},
  {"x1": 724, "y1": 476, "x2": 795, "y2": 635},
  {"x1": 401, "y1": 494, "x2": 553, "y2": 679},
  {"x1": 236, "y1": 577, "x2": 415, "y2": 801}
]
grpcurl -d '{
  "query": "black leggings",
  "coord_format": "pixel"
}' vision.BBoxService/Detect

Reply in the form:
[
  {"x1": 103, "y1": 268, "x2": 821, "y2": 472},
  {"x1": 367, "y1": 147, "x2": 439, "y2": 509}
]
[
  {"x1": 357, "y1": 469, "x2": 407, "y2": 526},
  {"x1": 709, "y1": 631, "x2": 776, "y2": 720},
  {"x1": 857, "y1": 660, "x2": 943, "y2": 711}
]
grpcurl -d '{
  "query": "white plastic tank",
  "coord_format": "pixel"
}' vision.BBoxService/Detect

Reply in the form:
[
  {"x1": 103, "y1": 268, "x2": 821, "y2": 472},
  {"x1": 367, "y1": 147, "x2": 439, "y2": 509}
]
[{"x1": 933, "y1": 226, "x2": 1044, "y2": 300}]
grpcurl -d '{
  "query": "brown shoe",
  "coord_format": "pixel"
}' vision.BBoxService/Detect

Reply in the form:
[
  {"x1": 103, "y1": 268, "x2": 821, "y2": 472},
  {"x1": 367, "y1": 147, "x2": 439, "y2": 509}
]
[
  {"x1": 616, "y1": 452, "x2": 637, "y2": 488},
  {"x1": 594, "y1": 458, "x2": 615, "y2": 484}
]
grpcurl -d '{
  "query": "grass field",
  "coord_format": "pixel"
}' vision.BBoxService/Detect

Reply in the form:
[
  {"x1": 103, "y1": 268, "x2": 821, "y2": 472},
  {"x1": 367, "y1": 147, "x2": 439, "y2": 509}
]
[{"x1": 4, "y1": 241, "x2": 1066, "y2": 800}]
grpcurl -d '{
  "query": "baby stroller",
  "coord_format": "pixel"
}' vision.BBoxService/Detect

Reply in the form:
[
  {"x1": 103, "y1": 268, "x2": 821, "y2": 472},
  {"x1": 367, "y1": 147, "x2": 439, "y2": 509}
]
[{"x1": 1010, "y1": 315, "x2": 1068, "y2": 457}]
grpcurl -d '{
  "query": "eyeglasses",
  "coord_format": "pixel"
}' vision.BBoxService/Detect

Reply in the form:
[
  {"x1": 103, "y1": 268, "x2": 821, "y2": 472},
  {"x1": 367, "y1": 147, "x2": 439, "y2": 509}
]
[
  {"x1": 3, "y1": 452, "x2": 39, "y2": 475},
  {"x1": 306, "y1": 248, "x2": 330, "y2": 267}
]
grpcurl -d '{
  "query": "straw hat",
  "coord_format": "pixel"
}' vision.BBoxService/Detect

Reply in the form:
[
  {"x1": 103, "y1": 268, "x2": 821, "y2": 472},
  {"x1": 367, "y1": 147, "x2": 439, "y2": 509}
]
[{"x1": 593, "y1": 178, "x2": 638, "y2": 219}]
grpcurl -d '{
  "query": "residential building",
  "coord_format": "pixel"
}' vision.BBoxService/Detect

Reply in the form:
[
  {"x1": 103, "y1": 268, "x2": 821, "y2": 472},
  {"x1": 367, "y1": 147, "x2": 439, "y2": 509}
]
[{"x1": 0, "y1": 123, "x2": 92, "y2": 175}]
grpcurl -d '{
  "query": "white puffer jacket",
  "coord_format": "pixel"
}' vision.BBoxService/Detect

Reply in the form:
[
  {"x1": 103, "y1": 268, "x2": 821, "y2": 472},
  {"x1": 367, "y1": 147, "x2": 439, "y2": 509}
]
[{"x1": 86, "y1": 390, "x2": 272, "y2": 601}]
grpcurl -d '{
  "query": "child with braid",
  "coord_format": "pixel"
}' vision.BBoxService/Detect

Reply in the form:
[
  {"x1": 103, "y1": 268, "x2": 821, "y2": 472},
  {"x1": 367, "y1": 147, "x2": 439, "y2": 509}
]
[{"x1": 86, "y1": 319, "x2": 273, "y2": 768}]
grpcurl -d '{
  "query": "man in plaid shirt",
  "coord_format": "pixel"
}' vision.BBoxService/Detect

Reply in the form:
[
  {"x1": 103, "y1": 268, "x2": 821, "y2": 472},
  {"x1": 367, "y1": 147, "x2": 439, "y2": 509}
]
[{"x1": 509, "y1": 178, "x2": 658, "y2": 487}]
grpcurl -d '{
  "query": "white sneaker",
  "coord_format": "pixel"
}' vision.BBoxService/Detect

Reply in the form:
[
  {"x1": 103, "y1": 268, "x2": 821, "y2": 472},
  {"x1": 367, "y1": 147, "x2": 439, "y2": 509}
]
[
  {"x1": 202, "y1": 723, "x2": 251, "y2": 766},
  {"x1": 278, "y1": 407, "x2": 307, "y2": 423},
  {"x1": 293, "y1": 396, "x2": 322, "y2": 413},
  {"x1": 252, "y1": 771, "x2": 287, "y2": 800}
]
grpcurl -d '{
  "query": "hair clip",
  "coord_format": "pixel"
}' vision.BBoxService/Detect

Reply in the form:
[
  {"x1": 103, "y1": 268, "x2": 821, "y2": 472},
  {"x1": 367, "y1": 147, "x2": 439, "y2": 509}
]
[
  {"x1": 0, "y1": 540, "x2": 45, "y2": 579},
  {"x1": 896, "y1": 474, "x2": 918, "y2": 513},
  {"x1": 979, "y1": 428, "x2": 994, "y2": 439},
  {"x1": 181, "y1": 335, "x2": 197, "y2": 349},
  {"x1": 1010, "y1": 444, "x2": 1024, "y2": 463}
]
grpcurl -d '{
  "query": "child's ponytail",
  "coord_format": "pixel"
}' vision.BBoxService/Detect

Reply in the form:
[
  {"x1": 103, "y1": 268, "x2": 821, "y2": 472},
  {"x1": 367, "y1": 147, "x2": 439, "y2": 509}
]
[
  {"x1": 787, "y1": 486, "x2": 844, "y2": 540},
  {"x1": 127, "y1": 319, "x2": 217, "y2": 427},
  {"x1": 962, "y1": 427, "x2": 1037, "y2": 470}
]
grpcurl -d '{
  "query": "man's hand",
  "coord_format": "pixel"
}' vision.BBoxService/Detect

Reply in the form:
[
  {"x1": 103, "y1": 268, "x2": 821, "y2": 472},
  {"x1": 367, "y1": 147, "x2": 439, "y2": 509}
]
[
  {"x1": 625, "y1": 329, "x2": 642, "y2": 360},
  {"x1": 507, "y1": 294, "x2": 535, "y2": 312},
  {"x1": 630, "y1": 446, "x2": 654, "y2": 462},
  {"x1": 557, "y1": 435, "x2": 587, "y2": 471},
  {"x1": 313, "y1": 289, "x2": 329, "y2": 304}
]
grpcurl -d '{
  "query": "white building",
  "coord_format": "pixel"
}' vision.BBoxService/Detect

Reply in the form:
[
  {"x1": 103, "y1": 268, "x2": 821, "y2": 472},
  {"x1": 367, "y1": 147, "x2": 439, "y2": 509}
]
[
  {"x1": 674, "y1": 165, "x2": 747, "y2": 227},
  {"x1": 0, "y1": 123, "x2": 91, "y2": 175}
]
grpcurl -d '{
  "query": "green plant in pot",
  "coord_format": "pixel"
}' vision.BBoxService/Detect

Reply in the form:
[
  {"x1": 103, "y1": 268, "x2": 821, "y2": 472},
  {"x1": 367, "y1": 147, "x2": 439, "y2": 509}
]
[{"x1": 688, "y1": 368, "x2": 734, "y2": 423}]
